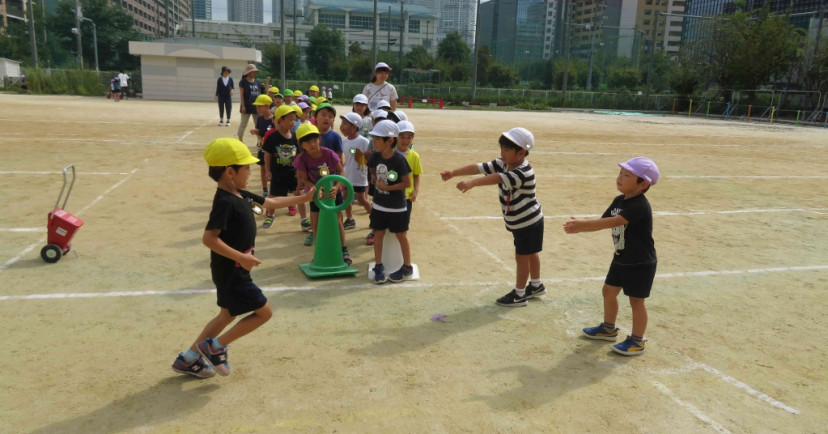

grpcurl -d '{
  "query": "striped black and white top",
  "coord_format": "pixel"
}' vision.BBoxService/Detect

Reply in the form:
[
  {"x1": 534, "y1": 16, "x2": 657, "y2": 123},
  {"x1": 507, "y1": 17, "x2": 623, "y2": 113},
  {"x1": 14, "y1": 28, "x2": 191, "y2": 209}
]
[{"x1": 478, "y1": 159, "x2": 543, "y2": 231}]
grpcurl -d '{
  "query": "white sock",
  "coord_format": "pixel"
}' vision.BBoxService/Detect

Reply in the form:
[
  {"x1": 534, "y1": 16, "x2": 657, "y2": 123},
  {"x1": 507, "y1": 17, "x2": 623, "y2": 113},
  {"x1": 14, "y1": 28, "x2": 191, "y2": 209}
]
[
  {"x1": 515, "y1": 287, "x2": 526, "y2": 297},
  {"x1": 530, "y1": 279, "x2": 542, "y2": 286}
]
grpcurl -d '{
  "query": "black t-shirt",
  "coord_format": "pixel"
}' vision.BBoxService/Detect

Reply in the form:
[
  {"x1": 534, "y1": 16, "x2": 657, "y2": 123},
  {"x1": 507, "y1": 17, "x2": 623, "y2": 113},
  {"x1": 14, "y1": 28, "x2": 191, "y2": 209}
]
[
  {"x1": 367, "y1": 149, "x2": 411, "y2": 212},
  {"x1": 206, "y1": 188, "x2": 263, "y2": 289},
  {"x1": 602, "y1": 194, "x2": 657, "y2": 265},
  {"x1": 262, "y1": 129, "x2": 298, "y2": 174},
  {"x1": 239, "y1": 78, "x2": 261, "y2": 113}
]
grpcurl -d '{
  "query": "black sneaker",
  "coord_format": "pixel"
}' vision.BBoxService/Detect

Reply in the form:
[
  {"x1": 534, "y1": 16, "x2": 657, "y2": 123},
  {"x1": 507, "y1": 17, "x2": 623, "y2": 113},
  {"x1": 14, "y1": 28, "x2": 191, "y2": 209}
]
[
  {"x1": 496, "y1": 289, "x2": 528, "y2": 307},
  {"x1": 525, "y1": 282, "x2": 546, "y2": 299},
  {"x1": 343, "y1": 218, "x2": 356, "y2": 230}
]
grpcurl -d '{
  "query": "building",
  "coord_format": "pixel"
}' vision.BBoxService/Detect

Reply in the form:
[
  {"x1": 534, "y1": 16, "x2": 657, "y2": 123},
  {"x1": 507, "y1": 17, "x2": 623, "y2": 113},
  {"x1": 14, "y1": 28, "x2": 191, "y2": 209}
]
[
  {"x1": 194, "y1": 0, "x2": 212, "y2": 20},
  {"x1": 128, "y1": 37, "x2": 261, "y2": 101},
  {"x1": 478, "y1": 0, "x2": 545, "y2": 65},
  {"x1": 1, "y1": 0, "x2": 25, "y2": 29},
  {"x1": 110, "y1": 0, "x2": 192, "y2": 37},
  {"x1": 229, "y1": 0, "x2": 264, "y2": 23},
  {"x1": 439, "y1": 0, "x2": 476, "y2": 46}
]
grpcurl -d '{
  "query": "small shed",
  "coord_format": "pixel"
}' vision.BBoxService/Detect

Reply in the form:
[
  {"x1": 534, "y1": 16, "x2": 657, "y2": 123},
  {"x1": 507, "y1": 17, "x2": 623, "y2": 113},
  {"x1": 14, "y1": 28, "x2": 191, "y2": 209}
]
[
  {"x1": 128, "y1": 38, "x2": 262, "y2": 102},
  {"x1": 0, "y1": 58, "x2": 22, "y2": 88}
]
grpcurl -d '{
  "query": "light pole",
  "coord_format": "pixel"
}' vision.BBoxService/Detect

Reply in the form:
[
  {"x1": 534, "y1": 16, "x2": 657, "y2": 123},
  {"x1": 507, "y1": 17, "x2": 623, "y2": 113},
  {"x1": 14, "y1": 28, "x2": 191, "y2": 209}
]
[
  {"x1": 470, "y1": 0, "x2": 481, "y2": 101},
  {"x1": 80, "y1": 17, "x2": 98, "y2": 71},
  {"x1": 586, "y1": 25, "x2": 596, "y2": 91}
]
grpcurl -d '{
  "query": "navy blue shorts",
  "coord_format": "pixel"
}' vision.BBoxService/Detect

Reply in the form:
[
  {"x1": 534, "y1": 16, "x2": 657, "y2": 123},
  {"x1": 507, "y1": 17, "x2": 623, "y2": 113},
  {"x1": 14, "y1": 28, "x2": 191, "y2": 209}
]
[
  {"x1": 216, "y1": 279, "x2": 268, "y2": 316},
  {"x1": 269, "y1": 169, "x2": 298, "y2": 196},
  {"x1": 310, "y1": 191, "x2": 343, "y2": 213},
  {"x1": 370, "y1": 208, "x2": 409, "y2": 233},
  {"x1": 605, "y1": 262, "x2": 657, "y2": 299},
  {"x1": 512, "y1": 219, "x2": 544, "y2": 255}
]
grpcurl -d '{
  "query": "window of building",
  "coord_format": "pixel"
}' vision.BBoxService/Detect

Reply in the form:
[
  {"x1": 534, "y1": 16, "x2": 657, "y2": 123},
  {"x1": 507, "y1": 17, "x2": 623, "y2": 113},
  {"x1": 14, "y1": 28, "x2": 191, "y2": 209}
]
[
  {"x1": 349, "y1": 15, "x2": 373, "y2": 30},
  {"x1": 318, "y1": 12, "x2": 345, "y2": 29},
  {"x1": 379, "y1": 15, "x2": 392, "y2": 32},
  {"x1": 409, "y1": 19, "x2": 419, "y2": 33}
]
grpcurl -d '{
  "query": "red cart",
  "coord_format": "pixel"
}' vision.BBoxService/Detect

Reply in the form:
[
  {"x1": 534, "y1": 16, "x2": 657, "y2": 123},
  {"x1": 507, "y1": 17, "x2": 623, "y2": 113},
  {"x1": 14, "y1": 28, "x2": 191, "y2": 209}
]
[{"x1": 41, "y1": 165, "x2": 84, "y2": 263}]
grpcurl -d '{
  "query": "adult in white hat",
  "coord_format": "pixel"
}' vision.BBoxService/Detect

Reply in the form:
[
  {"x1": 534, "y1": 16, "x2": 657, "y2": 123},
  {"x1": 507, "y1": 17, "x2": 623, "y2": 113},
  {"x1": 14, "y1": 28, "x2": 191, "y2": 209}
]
[
  {"x1": 362, "y1": 62, "x2": 398, "y2": 112},
  {"x1": 237, "y1": 64, "x2": 263, "y2": 143}
]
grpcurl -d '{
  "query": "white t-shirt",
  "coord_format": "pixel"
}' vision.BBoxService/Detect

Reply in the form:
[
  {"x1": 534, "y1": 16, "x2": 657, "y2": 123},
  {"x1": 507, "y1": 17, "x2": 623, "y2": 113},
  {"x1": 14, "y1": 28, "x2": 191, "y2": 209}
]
[
  {"x1": 362, "y1": 82, "x2": 398, "y2": 111},
  {"x1": 118, "y1": 73, "x2": 130, "y2": 87},
  {"x1": 342, "y1": 134, "x2": 371, "y2": 187}
]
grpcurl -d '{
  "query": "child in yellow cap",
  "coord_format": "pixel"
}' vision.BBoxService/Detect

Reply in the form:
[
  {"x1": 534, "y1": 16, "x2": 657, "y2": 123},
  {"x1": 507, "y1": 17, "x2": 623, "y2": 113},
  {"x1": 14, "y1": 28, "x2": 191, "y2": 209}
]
[
  {"x1": 250, "y1": 94, "x2": 275, "y2": 198},
  {"x1": 171, "y1": 138, "x2": 315, "y2": 379}
]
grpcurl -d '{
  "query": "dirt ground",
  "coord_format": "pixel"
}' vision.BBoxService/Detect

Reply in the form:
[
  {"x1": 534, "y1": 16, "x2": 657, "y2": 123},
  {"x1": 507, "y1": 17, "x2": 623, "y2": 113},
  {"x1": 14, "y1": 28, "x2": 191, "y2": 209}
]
[{"x1": 1, "y1": 94, "x2": 827, "y2": 433}]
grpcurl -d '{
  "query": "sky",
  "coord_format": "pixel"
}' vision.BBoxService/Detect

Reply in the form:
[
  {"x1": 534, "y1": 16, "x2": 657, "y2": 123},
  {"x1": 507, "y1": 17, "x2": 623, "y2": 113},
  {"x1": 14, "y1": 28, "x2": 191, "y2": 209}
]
[{"x1": 212, "y1": 0, "x2": 274, "y2": 24}]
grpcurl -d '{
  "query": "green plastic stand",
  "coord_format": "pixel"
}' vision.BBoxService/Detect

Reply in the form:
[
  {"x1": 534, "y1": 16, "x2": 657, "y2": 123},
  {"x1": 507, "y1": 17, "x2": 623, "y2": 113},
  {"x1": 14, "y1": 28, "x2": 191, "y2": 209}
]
[{"x1": 299, "y1": 174, "x2": 359, "y2": 278}]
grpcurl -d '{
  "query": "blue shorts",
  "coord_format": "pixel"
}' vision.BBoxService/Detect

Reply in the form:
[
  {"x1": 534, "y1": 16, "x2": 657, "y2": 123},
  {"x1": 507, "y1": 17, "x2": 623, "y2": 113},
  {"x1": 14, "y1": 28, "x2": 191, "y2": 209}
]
[{"x1": 605, "y1": 262, "x2": 657, "y2": 299}]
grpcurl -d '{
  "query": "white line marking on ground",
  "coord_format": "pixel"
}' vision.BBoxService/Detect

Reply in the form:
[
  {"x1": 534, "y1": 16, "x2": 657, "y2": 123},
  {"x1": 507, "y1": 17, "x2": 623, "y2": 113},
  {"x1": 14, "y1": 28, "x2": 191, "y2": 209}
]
[
  {"x1": 425, "y1": 203, "x2": 512, "y2": 272},
  {"x1": 0, "y1": 171, "x2": 129, "y2": 175},
  {"x1": 424, "y1": 173, "x2": 828, "y2": 180},
  {"x1": 687, "y1": 357, "x2": 800, "y2": 415},
  {"x1": 0, "y1": 243, "x2": 37, "y2": 271},
  {"x1": 0, "y1": 228, "x2": 41, "y2": 232},
  {"x1": 651, "y1": 380, "x2": 732, "y2": 433},
  {"x1": 2, "y1": 264, "x2": 825, "y2": 301},
  {"x1": 440, "y1": 207, "x2": 828, "y2": 221}
]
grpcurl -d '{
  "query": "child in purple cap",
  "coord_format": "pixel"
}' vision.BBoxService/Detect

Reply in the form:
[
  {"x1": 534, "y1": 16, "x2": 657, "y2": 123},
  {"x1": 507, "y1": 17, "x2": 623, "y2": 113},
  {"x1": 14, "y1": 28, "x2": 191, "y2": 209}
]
[{"x1": 563, "y1": 156, "x2": 659, "y2": 356}]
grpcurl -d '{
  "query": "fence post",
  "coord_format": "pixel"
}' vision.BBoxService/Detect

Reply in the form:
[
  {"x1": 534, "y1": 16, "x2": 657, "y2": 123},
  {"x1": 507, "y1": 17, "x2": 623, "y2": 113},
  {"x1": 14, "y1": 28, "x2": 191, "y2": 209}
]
[
  {"x1": 770, "y1": 106, "x2": 775, "y2": 123},
  {"x1": 688, "y1": 99, "x2": 693, "y2": 117},
  {"x1": 672, "y1": 98, "x2": 676, "y2": 115},
  {"x1": 706, "y1": 101, "x2": 710, "y2": 118},
  {"x1": 725, "y1": 102, "x2": 731, "y2": 120},
  {"x1": 796, "y1": 110, "x2": 800, "y2": 126},
  {"x1": 747, "y1": 105, "x2": 752, "y2": 122}
]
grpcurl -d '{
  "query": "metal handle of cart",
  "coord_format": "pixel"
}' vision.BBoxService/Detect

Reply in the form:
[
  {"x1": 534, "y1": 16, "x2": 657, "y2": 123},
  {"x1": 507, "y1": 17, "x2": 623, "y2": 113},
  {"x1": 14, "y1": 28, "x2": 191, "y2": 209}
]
[{"x1": 52, "y1": 165, "x2": 76, "y2": 216}]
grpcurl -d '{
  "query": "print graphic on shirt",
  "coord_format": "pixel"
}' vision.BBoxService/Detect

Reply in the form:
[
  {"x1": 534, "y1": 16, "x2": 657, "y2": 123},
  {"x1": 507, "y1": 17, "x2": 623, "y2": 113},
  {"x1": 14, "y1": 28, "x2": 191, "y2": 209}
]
[
  {"x1": 609, "y1": 207, "x2": 626, "y2": 254},
  {"x1": 318, "y1": 163, "x2": 331, "y2": 177},
  {"x1": 277, "y1": 144, "x2": 296, "y2": 165},
  {"x1": 375, "y1": 163, "x2": 390, "y2": 196}
]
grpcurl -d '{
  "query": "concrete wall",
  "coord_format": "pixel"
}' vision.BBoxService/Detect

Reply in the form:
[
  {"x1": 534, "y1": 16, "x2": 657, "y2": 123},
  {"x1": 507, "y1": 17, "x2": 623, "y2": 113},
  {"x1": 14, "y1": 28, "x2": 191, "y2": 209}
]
[{"x1": 129, "y1": 40, "x2": 261, "y2": 102}]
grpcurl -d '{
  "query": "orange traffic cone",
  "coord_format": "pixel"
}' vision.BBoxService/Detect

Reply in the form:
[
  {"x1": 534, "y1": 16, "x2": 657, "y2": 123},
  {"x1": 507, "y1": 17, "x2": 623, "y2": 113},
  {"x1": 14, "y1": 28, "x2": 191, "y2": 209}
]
[
  {"x1": 407, "y1": 96, "x2": 413, "y2": 108},
  {"x1": 439, "y1": 98, "x2": 444, "y2": 109}
]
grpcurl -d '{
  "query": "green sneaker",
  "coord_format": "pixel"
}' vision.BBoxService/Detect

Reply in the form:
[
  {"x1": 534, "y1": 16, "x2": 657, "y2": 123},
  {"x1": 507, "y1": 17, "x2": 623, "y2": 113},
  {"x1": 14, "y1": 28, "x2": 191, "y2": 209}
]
[
  {"x1": 304, "y1": 234, "x2": 314, "y2": 246},
  {"x1": 262, "y1": 216, "x2": 274, "y2": 228}
]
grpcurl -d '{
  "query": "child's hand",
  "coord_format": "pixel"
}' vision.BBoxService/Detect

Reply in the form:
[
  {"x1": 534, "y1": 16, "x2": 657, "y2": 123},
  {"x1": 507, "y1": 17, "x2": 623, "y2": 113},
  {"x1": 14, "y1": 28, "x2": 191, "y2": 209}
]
[
  {"x1": 456, "y1": 180, "x2": 473, "y2": 193},
  {"x1": 301, "y1": 187, "x2": 317, "y2": 202},
  {"x1": 410, "y1": 190, "x2": 418, "y2": 202},
  {"x1": 250, "y1": 128, "x2": 258, "y2": 135},
  {"x1": 376, "y1": 180, "x2": 388, "y2": 191},
  {"x1": 441, "y1": 170, "x2": 453, "y2": 181},
  {"x1": 563, "y1": 217, "x2": 582, "y2": 234},
  {"x1": 266, "y1": 171, "x2": 272, "y2": 181},
  {"x1": 237, "y1": 252, "x2": 262, "y2": 271}
]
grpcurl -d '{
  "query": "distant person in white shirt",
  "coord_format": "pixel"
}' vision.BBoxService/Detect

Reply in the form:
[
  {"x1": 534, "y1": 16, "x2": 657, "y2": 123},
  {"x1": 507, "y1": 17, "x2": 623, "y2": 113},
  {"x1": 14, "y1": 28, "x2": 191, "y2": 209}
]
[{"x1": 117, "y1": 70, "x2": 130, "y2": 100}]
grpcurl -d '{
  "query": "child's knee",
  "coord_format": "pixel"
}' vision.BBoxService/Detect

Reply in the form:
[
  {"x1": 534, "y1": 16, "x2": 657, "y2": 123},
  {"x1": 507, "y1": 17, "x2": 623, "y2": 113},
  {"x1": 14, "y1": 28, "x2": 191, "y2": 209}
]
[{"x1": 257, "y1": 304, "x2": 273, "y2": 321}]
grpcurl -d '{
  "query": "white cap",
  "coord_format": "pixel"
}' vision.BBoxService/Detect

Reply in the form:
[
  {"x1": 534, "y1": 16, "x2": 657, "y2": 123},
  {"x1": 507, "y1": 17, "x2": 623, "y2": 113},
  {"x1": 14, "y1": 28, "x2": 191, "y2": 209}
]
[
  {"x1": 375, "y1": 62, "x2": 392, "y2": 71},
  {"x1": 369, "y1": 120, "x2": 399, "y2": 138},
  {"x1": 397, "y1": 121, "x2": 415, "y2": 134},
  {"x1": 352, "y1": 94, "x2": 369, "y2": 104},
  {"x1": 393, "y1": 110, "x2": 408, "y2": 121},
  {"x1": 501, "y1": 127, "x2": 535, "y2": 150},
  {"x1": 370, "y1": 109, "x2": 388, "y2": 120},
  {"x1": 377, "y1": 100, "x2": 391, "y2": 109},
  {"x1": 340, "y1": 112, "x2": 363, "y2": 129}
]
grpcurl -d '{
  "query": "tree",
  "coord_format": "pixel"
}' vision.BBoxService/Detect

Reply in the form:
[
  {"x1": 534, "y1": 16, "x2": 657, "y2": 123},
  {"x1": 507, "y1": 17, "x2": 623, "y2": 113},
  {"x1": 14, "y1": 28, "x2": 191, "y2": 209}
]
[
  {"x1": 699, "y1": 3, "x2": 799, "y2": 92},
  {"x1": 50, "y1": 0, "x2": 142, "y2": 70},
  {"x1": 476, "y1": 46, "x2": 493, "y2": 86},
  {"x1": 262, "y1": 42, "x2": 300, "y2": 79},
  {"x1": 402, "y1": 45, "x2": 434, "y2": 70},
  {"x1": 437, "y1": 31, "x2": 471, "y2": 65},
  {"x1": 306, "y1": 24, "x2": 345, "y2": 77},
  {"x1": 487, "y1": 63, "x2": 517, "y2": 88}
]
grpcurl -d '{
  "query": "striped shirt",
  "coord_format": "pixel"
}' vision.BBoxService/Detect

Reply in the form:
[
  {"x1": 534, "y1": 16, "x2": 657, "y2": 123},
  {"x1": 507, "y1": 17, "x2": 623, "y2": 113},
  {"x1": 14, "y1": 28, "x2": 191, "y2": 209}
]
[{"x1": 478, "y1": 159, "x2": 543, "y2": 231}]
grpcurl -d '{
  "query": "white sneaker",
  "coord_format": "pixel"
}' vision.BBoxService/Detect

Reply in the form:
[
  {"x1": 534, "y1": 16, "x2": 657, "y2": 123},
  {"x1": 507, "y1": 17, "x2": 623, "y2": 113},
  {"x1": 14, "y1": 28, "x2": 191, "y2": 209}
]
[
  {"x1": 218, "y1": 121, "x2": 224, "y2": 126},
  {"x1": 225, "y1": 121, "x2": 231, "y2": 126}
]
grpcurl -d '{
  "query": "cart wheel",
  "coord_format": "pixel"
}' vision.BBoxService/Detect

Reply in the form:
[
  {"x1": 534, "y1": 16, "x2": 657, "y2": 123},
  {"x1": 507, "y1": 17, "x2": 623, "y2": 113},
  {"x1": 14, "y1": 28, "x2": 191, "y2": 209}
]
[{"x1": 41, "y1": 244, "x2": 62, "y2": 263}]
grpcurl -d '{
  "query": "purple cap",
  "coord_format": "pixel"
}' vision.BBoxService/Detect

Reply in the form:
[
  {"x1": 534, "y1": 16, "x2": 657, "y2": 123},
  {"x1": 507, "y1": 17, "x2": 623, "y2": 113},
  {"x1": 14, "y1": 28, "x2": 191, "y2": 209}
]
[
  {"x1": 297, "y1": 102, "x2": 310, "y2": 110},
  {"x1": 619, "y1": 157, "x2": 659, "y2": 185}
]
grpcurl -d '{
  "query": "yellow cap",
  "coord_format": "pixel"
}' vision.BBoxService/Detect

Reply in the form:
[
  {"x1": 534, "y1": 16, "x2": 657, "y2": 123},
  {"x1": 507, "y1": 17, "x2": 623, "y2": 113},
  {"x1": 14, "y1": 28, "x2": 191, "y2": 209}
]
[
  {"x1": 204, "y1": 138, "x2": 259, "y2": 166},
  {"x1": 293, "y1": 105, "x2": 303, "y2": 116},
  {"x1": 296, "y1": 123, "x2": 320, "y2": 141},
  {"x1": 293, "y1": 90, "x2": 302, "y2": 97},
  {"x1": 269, "y1": 86, "x2": 279, "y2": 93},
  {"x1": 253, "y1": 95, "x2": 273, "y2": 106},
  {"x1": 274, "y1": 104, "x2": 297, "y2": 119},
  {"x1": 309, "y1": 85, "x2": 319, "y2": 92},
  {"x1": 316, "y1": 97, "x2": 327, "y2": 104}
]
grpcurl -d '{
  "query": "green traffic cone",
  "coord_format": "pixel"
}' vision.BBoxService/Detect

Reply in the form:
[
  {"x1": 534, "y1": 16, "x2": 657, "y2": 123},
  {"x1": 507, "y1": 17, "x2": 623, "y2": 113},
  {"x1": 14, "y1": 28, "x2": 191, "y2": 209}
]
[{"x1": 299, "y1": 174, "x2": 359, "y2": 278}]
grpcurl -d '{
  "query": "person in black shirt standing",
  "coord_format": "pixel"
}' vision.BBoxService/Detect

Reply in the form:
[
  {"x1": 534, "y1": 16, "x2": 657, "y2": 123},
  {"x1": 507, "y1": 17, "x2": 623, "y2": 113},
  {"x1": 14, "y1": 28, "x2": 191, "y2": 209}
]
[
  {"x1": 171, "y1": 138, "x2": 314, "y2": 379},
  {"x1": 564, "y1": 157, "x2": 660, "y2": 356},
  {"x1": 215, "y1": 66, "x2": 234, "y2": 126}
]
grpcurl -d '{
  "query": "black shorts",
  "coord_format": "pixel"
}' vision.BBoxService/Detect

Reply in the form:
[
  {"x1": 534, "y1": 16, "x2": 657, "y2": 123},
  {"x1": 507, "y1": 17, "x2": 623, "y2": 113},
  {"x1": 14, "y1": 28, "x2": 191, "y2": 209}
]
[
  {"x1": 370, "y1": 208, "x2": 409, "y2": 233},
  {"x1": 512, "y1": 219, "x2": 544, "y2": 255},
  {"x1": 256, "y1": 149, "x2": 265, "y2": 166},
  {"x1": 216, "y1": 277, "x2": 268, "y2": 316},
  {"x1": 605, "y1": 262, "x2": 657, "y2": 299},
  {"x1": 353, "y1": 185, "x2": 367, "y2": 193},
  {"x1": 269, "y1": 169, "x2": 298, "y2": 196},
  {"x1": 310, "y1": 191, "x2": 343, "y2": 213}
]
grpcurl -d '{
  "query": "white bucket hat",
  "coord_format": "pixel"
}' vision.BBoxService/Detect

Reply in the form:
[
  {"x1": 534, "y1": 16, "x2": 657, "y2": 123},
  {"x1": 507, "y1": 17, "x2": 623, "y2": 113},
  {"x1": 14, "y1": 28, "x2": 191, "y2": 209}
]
[{"x1": 501, "y1": 127, "x2": 535, "y2": 150}]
